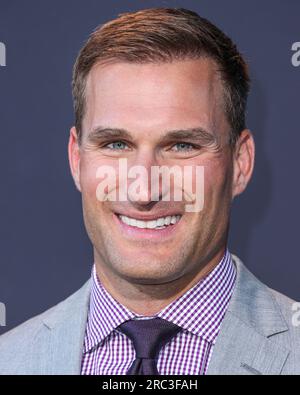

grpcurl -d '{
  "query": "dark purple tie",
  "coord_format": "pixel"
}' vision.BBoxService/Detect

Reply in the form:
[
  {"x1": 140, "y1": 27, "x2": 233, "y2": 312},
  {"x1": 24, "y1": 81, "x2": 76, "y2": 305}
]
[{"x1": 118, "y1": 318, "x2": 181, "y2": 375}]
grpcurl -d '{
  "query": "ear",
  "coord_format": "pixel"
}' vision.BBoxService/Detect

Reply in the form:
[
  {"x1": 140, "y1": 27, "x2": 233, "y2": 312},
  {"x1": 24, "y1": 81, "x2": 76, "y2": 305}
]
[
  {"x1": 232, "y1": 129, "x2": 255, "y2": 199},
  {"x1": 68, "y1": 126, "x2": 82, "y2": 192}
]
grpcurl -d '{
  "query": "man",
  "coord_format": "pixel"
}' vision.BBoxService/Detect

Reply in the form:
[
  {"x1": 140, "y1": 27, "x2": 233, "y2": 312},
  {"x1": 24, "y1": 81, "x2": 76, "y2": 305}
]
[{"x1": 0, "y1": 7, "x2": 299, "y2": 375}]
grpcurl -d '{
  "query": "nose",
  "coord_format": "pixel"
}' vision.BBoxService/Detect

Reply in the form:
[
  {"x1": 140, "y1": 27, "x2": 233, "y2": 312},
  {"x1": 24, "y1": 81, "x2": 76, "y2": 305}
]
[{"x1": 127, "y1": 148, "x2": 160, "y2": 209}]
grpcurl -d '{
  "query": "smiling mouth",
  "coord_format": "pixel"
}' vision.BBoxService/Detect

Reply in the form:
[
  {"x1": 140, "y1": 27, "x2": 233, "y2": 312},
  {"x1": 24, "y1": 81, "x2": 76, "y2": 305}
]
[{"x1": 117, "y1": 214, "x2": 182, "y2": 230}]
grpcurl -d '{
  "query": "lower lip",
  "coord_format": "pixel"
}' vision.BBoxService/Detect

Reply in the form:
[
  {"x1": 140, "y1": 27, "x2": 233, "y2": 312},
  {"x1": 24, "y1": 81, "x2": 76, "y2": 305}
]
[{"x1": 113, "y1": 214, "x2": 182, "y2": 240}]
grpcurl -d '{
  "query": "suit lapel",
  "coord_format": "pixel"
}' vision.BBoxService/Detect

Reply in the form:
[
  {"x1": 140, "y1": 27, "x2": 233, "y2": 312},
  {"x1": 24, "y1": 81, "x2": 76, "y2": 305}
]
[
  {"x1": 39, "y1": 280, "x2": 91, "y2": 375},
  {"x1": 207, "y1": 255, "x2": 290, "y2": 375},
  {"x1": 206, "y1": 310, "x2": 290, "y2": 375}
]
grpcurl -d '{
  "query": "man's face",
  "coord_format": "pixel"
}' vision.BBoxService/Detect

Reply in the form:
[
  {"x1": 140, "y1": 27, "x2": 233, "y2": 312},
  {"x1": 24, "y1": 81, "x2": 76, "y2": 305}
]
[{"x1": 70, "y1": 59, "x2": 242, "y2": 285}]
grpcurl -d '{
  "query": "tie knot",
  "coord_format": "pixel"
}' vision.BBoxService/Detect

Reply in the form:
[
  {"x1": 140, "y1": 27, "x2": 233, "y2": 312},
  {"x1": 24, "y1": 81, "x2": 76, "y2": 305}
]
[{"x1": 118, "y1": 318, "x2": 181, "y2": 359}]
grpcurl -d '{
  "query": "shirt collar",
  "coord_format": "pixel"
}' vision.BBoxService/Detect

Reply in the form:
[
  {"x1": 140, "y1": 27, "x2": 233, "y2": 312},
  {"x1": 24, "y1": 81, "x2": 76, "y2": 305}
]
[
  {"x1": 157, "y1": 249, "x2": 236, "y2": 343},
  {"x1": 83, "y1": 267, "x2": 135, "y2": 353},
  {"x1": 84, "y1": 249, "x2": 236, "y2": 352}
]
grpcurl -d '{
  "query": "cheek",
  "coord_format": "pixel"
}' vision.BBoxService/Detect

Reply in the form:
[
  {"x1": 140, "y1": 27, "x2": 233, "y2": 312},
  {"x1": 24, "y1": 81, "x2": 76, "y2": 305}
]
[
  {"x1": 80, "y1": 154, "x2": 121, "y2": 203},
  {"x1": 80, "y1": 160, "x2": 100, "y2": 198},
  {"x1": 199, "y1": 159, "x2": 233, "y2": 207}
]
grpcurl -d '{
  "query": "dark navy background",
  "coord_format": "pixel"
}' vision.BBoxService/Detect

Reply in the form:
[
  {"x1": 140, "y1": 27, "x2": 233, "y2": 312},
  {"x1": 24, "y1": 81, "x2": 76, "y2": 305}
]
[{"x1": 0, "y1": 0, "x2": 299, "y2": 334}]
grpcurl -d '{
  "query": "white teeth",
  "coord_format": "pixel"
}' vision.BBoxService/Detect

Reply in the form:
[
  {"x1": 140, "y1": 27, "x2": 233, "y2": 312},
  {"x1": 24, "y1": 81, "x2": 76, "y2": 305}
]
[
  {"x1": 135, "y1": 220, "x2": 146, "y2": 228},
  {"x1": 157, "y1": 218, "x2": 165, "y2": 227},
  {"x1": 119, "y1": 214, "x2": 181, "y2": 229},
  {"x1": 164, "y1": 216, "x2": 171, "y2": 226},
  {"x1": 122, "y1": 216, "x2": 130, "y2": 225},
  {"x1": 129, "y1": 218, "x2": 137, "y2": 227},
  {"x1": 170, "y1": 216, "x2": 177, "y2": 224},
  {"x1": 146, "y1": 220, "x2": 157, "y2": 229},
  {"x1": 132, "y1": 219, "x2": 145, "y2": 228}
]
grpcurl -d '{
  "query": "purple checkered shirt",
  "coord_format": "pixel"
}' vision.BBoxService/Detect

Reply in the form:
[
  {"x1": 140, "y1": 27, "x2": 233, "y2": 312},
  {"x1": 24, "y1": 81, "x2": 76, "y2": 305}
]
[{"x1": 81, "y1": 249, "x2": 236, "y2": 375}]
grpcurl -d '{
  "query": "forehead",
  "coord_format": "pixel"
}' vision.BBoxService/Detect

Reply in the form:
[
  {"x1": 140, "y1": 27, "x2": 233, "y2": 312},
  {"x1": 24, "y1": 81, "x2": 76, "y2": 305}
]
[{"x1": 83, "y1": 58, "x2": 227, "y2": 138}]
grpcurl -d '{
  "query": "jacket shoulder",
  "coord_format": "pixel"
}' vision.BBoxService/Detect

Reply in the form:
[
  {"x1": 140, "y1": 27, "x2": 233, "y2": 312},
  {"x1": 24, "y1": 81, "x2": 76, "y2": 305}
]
[
  {"x1": 232, "y1": 254, "x2": 300, "y2": 374},
  {"x1": 269, "y1": 288, "x2": 300, "y2": 375},
  {"x1": 0, "y1": 280, "x2": 90, "y2": 374}
]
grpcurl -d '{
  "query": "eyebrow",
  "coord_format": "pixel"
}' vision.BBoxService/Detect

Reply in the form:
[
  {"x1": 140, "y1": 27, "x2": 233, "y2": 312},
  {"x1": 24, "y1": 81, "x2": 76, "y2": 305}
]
[
  {"x1": 87, "y1": 127, "x2": 132, "y2": 142},
  {"x1": 159, "y1": 127, "x2": 216, "y2": 145},
  {"x1": 87, "y1": 126, "x2": 216, "y2": 145}
]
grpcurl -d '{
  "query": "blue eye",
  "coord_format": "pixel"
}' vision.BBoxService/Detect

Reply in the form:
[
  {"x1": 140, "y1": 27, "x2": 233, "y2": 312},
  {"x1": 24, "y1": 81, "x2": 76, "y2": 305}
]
[
  {"x1": 106, "y1": 141, "x2": 128, "y2": 150},
  {"x1": 172, "y1": 142, "x2": 195, "y2": 151}
]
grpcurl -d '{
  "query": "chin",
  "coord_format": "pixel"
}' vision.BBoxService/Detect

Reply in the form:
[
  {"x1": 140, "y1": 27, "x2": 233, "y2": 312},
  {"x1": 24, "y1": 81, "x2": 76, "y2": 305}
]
[
  {"x1": 122, "y1": 252, "x2": 175, "y2": 271},
  {"x1": 120, "y1": 270, "x2": 180, "y2": 285},
  {"x1": 110, "y1": 254, "x2": 183, "y2": 284}
]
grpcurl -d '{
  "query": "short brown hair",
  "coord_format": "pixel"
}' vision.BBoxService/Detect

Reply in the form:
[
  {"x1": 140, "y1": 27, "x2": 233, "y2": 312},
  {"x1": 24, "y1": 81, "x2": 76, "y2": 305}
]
[{"x1": 72, "y1": 7, "x2": 250, "y2": 145}]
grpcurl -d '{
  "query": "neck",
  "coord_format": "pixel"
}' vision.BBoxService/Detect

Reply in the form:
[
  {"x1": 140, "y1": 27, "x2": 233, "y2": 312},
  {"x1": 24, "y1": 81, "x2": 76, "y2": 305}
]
[{"x1": 94, "y1": 247, "x2": 226, "y2": 316}]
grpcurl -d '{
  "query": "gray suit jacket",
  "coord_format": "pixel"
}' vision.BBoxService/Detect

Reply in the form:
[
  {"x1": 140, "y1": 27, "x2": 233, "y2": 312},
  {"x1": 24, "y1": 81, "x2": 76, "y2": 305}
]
[{"x1": 0, "y1": 254, "x2": 299, "y2": 375}]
